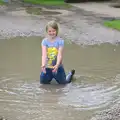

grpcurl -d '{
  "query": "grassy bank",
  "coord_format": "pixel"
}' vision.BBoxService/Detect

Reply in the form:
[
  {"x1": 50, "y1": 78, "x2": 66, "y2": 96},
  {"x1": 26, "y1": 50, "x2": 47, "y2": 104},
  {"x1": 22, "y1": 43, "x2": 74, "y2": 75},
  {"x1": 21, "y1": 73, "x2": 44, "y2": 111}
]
[
  {"x1": 104, "y1": 20, "x2": 120, "y2": 31},
  {"x1": 24, "y1": 0, "x2": 65, "y2": 5},
  {"x1": 23, "y1": 0, "x2": 71, "y2": 8},
  {"x1": 0, "y1": 0, "x2": 5, "y2": 5}
]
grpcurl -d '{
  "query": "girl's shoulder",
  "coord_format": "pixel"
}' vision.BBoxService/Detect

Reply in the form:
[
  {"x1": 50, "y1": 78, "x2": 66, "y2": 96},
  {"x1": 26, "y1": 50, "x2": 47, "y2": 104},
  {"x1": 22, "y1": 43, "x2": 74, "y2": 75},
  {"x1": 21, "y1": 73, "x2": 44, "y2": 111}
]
[
  {"x1": 56, "y1": 37, "x2": 64, "y2": 46},
  {"x1": 42, "y1": 37, "x2": 48, "y2": 41},
  {"x1": 41, "y1": 37, "x2": 48, "y2": 46}
]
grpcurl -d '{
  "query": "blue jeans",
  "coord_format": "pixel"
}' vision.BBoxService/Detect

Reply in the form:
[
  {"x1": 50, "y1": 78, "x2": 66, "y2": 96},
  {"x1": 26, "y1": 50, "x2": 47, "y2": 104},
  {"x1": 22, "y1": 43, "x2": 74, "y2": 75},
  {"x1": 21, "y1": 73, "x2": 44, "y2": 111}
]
[{"x1": 40, "y1": 66, "x2": 72, "y2": 84}]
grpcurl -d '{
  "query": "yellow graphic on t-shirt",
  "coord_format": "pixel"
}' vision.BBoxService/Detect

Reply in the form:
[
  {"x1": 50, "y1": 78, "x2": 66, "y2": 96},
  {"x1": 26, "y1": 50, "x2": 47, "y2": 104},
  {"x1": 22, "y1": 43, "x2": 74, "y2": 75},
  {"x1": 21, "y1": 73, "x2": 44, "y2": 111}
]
[{"x1": 47, "y1": 47, "x2": 58, "y2": 68}]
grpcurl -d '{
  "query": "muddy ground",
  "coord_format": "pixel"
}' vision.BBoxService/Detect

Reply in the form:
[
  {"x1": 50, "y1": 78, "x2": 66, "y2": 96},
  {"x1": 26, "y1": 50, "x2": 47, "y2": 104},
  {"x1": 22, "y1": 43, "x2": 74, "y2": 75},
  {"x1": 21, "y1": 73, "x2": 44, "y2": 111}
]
[
  {"x1": 0, "y1": 2, "x2": 120, "y2": 120},
  {"x1": 0, "y1": 3, "x2": 120, "y2": 45}
]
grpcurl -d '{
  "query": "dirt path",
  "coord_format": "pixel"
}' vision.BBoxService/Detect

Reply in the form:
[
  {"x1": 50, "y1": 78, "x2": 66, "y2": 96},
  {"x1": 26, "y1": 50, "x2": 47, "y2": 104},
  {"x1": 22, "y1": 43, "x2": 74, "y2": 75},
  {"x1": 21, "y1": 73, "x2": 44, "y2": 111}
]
[
  {"x1": 71, "y1": 2, "x2": 120, "y2": 18},
  {"x1": 0, "y1": 4, "x2": 120, "y2": 45}
]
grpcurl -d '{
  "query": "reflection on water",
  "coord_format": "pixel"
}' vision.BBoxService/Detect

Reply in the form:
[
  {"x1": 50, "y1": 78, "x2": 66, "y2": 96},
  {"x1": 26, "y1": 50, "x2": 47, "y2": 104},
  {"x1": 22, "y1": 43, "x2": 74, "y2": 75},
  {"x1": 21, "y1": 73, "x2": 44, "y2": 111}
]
[{"x1": 0, "y1": 37, "x2": 120, "y2": 120}]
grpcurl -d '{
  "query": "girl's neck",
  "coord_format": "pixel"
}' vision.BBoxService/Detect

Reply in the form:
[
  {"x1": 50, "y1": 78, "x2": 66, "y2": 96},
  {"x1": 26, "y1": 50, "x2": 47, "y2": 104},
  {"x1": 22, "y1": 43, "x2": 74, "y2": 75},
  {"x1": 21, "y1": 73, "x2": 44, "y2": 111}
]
[{"x1": 47, "y1": 36, "x2": 58, "y2": 42}]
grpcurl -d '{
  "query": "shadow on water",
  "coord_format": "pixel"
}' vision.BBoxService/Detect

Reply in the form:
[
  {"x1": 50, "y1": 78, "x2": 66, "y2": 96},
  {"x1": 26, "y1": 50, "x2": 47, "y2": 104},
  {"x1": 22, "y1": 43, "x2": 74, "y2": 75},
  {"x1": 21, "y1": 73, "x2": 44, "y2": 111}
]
[{"x1": 0, "y1": 36, "x2": 120, "y2": 120}]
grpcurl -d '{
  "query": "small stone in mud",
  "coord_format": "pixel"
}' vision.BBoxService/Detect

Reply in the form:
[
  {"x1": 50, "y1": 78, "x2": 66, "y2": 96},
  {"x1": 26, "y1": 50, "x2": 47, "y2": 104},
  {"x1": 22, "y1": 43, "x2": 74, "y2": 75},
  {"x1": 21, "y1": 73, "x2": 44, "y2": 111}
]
[
  {"x1": 0, "y1": 117, "x2": 6, "y2": 120},
  {"x1": 91, "y1": 103, "x2": 120, "y2": 120}
]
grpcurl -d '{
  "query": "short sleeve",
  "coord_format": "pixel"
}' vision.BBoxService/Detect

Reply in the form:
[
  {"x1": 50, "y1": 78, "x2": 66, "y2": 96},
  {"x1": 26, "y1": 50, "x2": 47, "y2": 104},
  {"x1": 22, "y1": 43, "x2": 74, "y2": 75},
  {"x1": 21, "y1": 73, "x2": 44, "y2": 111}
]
[
  {"x1": 59, "y1": 39, "x2": 64, "y2": 47},
  {"x1": 41, "y1": 39, "x2": 47, "y2": 46}
]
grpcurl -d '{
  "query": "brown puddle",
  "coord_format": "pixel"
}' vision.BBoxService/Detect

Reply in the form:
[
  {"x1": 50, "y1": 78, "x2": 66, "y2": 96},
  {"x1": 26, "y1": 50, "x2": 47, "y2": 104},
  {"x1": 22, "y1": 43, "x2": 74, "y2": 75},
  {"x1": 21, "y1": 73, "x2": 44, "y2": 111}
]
[
  {"x1": 0, "y1": 36, "x2": 120, "y2": 120},
  {"x1": 25, "y1": 7, "x2": 61, "y2": 15}
]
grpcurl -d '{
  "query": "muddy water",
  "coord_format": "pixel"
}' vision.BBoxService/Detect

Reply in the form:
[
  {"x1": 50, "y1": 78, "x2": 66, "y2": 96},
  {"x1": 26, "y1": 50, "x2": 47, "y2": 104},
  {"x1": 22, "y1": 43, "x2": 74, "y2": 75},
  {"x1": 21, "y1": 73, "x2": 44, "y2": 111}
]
[{"x1": 0, "y1": 37, "x2": 120, "y2": 120}]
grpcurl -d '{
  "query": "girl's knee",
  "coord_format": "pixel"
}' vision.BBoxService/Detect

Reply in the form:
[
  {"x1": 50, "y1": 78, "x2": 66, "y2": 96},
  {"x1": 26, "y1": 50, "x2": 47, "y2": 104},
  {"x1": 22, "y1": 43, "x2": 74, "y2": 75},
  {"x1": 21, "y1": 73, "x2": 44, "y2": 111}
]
[
  {"x1": 40, "y1": 72, "x2": 52, "y2": 84},
  {"x1": 57, "y1": 80, "x2": 67, "y2": 84},
  {"x1": 40, "y1": 79, "x2": 50, "y2": 84}
]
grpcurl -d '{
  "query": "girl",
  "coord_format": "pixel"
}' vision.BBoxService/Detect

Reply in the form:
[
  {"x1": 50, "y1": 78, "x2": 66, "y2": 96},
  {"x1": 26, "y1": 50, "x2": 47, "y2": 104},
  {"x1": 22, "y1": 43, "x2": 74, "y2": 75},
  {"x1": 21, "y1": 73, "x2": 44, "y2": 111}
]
[{"x1": 40, "y1": 20, "x2": 75, "y2": 84}]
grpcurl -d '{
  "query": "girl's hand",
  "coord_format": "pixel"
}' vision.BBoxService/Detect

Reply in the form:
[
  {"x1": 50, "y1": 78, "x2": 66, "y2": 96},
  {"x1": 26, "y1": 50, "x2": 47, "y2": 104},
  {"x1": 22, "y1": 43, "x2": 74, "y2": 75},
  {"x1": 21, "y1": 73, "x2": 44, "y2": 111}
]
[
  {"x1": 52, "y1": 64, "x2": 59, "y2": 73},
  {"x1": 41, "y1": 66, "x2": 46, "y2": 73}
]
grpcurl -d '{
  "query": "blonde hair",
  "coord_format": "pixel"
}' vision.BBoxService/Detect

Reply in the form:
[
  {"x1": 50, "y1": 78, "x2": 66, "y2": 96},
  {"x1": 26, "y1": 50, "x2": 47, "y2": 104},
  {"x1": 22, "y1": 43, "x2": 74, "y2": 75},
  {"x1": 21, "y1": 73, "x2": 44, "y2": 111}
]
[{"x1": 46, "y1": 20, "x2": 59, "y2": 36}]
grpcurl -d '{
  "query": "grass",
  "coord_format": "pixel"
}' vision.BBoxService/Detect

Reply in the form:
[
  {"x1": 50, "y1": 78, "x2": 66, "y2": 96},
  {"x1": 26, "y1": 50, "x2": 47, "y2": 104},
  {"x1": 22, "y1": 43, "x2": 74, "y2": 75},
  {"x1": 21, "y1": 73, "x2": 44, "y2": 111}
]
[
  {"x1": 24, "y1": 0, "x2": 65, "y2": 5},
  {"x1": 0, "y1": 0, "x2": 5, "y2": 5},
  {"x1": 104, "y1": 20, "x2": 120, "y2": 31},
  {"x1": 23, "y1": 0, "x2": 71, "y2": 8}
]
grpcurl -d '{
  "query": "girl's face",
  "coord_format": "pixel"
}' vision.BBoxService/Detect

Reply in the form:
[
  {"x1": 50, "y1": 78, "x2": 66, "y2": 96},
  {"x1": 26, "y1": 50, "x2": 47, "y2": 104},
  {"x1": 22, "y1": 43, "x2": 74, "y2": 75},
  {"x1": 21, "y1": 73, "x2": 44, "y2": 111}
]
[{"x1": 47, "y1": 27, "x2": 57, "y2": 39}]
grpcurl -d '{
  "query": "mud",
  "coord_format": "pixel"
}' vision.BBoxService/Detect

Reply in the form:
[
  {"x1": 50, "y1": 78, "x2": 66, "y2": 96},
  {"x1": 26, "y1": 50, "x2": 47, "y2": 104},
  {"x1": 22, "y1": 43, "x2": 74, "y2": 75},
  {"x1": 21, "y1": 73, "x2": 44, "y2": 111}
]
[{"x1": 0, "y1": 3, "x2": 120, "y2": 45}]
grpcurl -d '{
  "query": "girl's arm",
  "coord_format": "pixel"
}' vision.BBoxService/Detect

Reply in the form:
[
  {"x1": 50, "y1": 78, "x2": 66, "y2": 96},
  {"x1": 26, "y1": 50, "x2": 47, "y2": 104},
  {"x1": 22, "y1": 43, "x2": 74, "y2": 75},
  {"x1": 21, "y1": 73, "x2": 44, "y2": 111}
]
[
  {"x1": 56, "y1": 46, "x2": 64, "y2": 67},
  {"x1": 41, "y1": 45, "x2": 47, "y2": 67}
]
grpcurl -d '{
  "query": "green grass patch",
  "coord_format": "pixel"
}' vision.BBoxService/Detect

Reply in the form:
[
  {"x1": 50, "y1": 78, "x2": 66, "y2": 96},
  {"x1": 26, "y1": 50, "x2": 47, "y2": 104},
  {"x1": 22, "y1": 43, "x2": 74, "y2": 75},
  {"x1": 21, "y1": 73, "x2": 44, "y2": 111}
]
[
  {"x1": 104, "y1": 20, "x2": 120, "y2": 31},
  {"x1": 23, "y1": 0, "x2": 71, "y2": 8},
  {"x1": 0, "y1": 0, "x2": 5, "y2": 5},
  {"x1": 24, "y1": 0, "x2": 65, "y2": 5}
]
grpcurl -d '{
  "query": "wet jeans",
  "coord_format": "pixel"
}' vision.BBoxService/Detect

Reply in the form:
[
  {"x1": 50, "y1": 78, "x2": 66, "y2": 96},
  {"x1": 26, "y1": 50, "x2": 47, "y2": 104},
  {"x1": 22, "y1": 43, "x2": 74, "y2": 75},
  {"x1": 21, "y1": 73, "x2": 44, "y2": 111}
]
[{"x1": 40, "y1": 66, "x2": 72, "y2": 84}]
